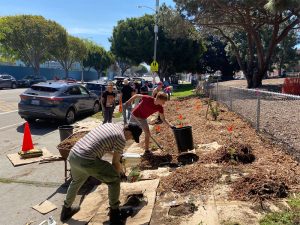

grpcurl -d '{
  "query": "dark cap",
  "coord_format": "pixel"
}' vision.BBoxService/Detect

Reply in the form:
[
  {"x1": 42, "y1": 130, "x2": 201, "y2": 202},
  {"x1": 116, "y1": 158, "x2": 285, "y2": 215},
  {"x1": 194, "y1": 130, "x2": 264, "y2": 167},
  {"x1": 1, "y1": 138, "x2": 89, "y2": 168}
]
[{"x1": 127, "y1": 124, "x2": 142, "y2": 143}]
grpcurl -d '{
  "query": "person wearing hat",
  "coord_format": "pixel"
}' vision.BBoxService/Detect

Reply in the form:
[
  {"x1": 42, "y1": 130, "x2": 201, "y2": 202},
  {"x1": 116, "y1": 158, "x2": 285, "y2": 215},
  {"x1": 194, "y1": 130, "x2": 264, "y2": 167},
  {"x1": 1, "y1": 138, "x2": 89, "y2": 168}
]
[
  {"x1": 101, "y1": 82, "x2": 116, "y2": 124},
  {"x1": 120, "y1": 79, "x2": 134, "y2": 125},
  {"x1": 60, "y1": 123, "x2": 142, "y2": 224},
  {"x1": 152, "y1": 82, "x2": 164, "y2": 124}
]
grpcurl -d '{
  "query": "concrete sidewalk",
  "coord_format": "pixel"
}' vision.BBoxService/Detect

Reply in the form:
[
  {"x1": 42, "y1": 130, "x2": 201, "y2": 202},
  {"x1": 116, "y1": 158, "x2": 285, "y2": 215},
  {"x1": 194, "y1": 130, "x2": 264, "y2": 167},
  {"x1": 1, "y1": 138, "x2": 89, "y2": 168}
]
[{"x1": 0, "y1": 116, "x2": 126, "y2": 225}]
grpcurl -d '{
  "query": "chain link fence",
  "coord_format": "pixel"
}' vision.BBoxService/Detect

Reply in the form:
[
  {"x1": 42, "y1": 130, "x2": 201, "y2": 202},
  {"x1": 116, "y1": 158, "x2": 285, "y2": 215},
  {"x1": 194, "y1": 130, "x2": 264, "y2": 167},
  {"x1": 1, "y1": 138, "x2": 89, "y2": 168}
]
[{"x1": 207, "y1": 83, "x2": 300, "y2": 160}]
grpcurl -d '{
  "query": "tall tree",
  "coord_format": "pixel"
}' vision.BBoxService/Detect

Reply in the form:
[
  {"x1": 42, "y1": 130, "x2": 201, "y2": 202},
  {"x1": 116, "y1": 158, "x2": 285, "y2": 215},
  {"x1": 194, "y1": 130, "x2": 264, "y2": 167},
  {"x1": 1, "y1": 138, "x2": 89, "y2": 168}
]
[
  {"x1": 83, "y1": 41, "x2": 115, "y2": 79},
  {"x1": 197, "y1": 36, "x2": 239, "y2": 80},
  {"x1": 272, "y1": 30, "x2": 299, "y2": 75},
  {"x1": 0, "y1": 15, "x2": 67, "y2": 76},
  {"x1": 53, "y1": 35, "x2": 87, "y2": 77},
  {"x1": 110, "y1": 14, "x2": 205, "y2": 80},
  {"x1": 173, "y1": 0, "x2": 300, "y2": 88}
]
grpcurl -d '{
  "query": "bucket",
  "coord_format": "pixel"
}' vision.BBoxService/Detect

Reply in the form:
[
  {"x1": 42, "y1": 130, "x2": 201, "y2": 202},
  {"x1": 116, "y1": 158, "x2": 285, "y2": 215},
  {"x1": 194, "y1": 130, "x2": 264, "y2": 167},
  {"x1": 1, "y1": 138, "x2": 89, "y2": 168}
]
[
  {"x1": 122, "y1": 153, "x2": 141, "y2": 167},
  {"x1": 172, "y1": 126, "x2": 194, "y2": 153},
  {"x1": 58, "y1": 125, "x2": 74, "y2": 142}
]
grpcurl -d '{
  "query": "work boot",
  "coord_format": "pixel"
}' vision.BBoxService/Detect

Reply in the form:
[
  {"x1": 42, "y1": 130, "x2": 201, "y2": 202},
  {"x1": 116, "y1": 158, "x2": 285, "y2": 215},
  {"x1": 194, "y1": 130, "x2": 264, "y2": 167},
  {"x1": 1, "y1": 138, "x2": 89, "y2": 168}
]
[
  {"x1": 60, "y1": 205, "x2": 80, "y2": 222},
  {"x1": 109, "y1": 208, "x2": 124, "y2": 225},
  {"x1": 109, "y1": 207, "x2": 133, "y2": 225}
]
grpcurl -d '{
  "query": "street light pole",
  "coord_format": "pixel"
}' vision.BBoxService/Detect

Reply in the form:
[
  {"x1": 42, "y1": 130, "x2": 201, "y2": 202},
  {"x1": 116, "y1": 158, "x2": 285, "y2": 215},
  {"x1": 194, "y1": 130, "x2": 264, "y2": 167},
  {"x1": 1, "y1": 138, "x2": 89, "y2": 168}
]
[{"x1": 153, "y1": 0, "x2": 159, "y2": 62}]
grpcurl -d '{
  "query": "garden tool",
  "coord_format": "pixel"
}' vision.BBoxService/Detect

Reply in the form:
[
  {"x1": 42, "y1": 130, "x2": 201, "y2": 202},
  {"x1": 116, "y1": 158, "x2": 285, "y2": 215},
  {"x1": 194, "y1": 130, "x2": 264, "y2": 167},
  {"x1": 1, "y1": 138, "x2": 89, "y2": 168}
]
[{"x1": 133, "y1": 117, "x2": 164, "y2": 150}]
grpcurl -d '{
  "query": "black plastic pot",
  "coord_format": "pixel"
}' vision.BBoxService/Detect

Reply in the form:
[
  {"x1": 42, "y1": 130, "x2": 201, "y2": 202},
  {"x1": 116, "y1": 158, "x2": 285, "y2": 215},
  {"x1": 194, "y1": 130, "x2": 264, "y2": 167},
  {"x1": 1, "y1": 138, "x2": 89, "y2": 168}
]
[
  {"x1": 58, "y1": 125, "x2": 74, "y2": 142},
  {"x1": 172, "y1": 126, "x2": 194, "y2": 153}
]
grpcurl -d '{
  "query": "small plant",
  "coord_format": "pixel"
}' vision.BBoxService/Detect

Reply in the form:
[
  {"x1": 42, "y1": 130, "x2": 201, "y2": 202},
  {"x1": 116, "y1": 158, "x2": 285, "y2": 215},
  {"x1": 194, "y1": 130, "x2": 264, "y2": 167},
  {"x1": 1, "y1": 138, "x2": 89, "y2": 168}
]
[
  {"x1": 128, "y1": 167, "x2": 141, "y2": 182},
  {"x1": 205, "y1": 99, "x2": 220, "y2": 120},
  {"x1": 259, "y1": 194, "x2": 300, "y2": 225},
  {"x1": 210, "y1": 102, "x2": 219, "y2": 120}
]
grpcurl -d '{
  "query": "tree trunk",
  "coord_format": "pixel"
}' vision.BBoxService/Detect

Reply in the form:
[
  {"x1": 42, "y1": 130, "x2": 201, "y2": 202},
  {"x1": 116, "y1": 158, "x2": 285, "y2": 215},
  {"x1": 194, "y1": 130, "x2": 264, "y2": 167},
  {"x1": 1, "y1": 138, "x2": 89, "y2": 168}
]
[
  {"x1": 97, "y1": 71, "x2": 102, "y2": 80},
  {"x1": 65, "y1": 69, "x2": 69, "y2": 78}
]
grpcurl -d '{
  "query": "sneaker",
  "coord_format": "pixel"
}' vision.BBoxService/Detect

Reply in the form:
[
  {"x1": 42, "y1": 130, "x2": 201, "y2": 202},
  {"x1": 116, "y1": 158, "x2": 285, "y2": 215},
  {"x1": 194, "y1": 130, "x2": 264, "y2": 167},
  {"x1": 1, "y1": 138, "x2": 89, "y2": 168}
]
[{"x1": 60, "y1": 205, "x2": 80, "y2": 222}]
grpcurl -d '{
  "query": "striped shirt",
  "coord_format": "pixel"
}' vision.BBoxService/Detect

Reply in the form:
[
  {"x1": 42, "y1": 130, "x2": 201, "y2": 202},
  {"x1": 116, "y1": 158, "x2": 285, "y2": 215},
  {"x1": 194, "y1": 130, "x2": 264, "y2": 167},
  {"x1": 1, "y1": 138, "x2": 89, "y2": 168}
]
[{"x1": 71, "y1": 123, "x2": 125, "y2": 160}]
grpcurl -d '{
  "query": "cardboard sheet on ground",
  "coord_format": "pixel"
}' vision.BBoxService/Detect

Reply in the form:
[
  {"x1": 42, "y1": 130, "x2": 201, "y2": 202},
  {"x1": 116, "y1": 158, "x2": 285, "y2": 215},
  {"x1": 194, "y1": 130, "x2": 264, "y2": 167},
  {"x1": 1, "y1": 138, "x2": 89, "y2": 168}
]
[
  {"x1": 64, "y1": 179, "x2": 160, "y2": 225},
  {"x1": 7, "y1": 148, "x2": 54, "y2": 166},
  {"x1": 32, "y1": 200, "x2": 57, "y2": 214}
]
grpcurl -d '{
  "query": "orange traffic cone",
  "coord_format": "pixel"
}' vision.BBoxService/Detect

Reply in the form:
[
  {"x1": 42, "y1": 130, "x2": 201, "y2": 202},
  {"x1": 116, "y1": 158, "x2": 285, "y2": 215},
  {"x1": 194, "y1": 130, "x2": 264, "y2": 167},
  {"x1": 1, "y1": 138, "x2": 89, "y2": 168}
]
[{"x1": 22, "y1": 122, "x2": 34, "y2": 152}]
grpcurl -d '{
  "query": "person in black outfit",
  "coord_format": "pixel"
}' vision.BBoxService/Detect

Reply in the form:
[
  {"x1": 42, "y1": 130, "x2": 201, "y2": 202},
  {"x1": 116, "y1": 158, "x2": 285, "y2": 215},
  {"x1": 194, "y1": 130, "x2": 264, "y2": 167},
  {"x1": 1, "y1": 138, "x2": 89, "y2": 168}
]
[
  {"x1": 140, "y1": 81, "x2": 149, "y2": 95},
  {"x1": 101, "y1": 82, "x2": 116, "y2": 124},
  {"x1": 120, "y1": 79, "x2": 134, "y2": 124}
]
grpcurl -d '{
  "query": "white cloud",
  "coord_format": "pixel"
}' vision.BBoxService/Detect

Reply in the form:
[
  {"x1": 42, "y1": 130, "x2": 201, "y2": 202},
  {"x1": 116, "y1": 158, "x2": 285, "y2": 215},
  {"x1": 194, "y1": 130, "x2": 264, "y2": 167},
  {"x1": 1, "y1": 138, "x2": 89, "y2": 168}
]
[{"x1": 68, "y1": 27, "x2": 112, "y2": 35}]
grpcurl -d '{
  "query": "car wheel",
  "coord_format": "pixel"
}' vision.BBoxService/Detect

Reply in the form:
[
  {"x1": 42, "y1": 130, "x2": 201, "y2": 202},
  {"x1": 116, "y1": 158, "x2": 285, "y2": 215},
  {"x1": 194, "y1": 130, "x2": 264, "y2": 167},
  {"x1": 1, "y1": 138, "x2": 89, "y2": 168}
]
[
  {"x1": 65, "y1": 109, "x2": 75, "y2": 124},
  {"x1": 11, "y1": 83, "x2": 17, "y2": 89},
  {"x1": 93, "y1": 102, "x2": 100, "y2": 114}
]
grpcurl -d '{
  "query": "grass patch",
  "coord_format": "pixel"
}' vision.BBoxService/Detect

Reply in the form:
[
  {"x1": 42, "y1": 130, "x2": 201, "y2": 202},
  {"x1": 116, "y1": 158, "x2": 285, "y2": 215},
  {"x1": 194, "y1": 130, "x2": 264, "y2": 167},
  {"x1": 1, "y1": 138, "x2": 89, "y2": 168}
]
[
  {"x1": 91, "y1": 111, "x2": 103, "y2": 120},
  {"x1": 90, "y1": 111, "x2": 122, "y2": 120},
  {"x1": 259, "y1": 194, "x2": 300, "y2": 225},
  {"x1": 172, "y1": 84, "x2": 195, "y2": 98}
]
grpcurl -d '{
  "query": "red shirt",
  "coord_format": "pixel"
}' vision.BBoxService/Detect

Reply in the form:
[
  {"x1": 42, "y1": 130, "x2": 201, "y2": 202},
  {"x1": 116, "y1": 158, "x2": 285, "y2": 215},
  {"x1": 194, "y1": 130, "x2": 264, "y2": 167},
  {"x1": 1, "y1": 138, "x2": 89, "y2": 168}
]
[{"x1": 132, "y1": 95, "x2": 164, "y2": 119}]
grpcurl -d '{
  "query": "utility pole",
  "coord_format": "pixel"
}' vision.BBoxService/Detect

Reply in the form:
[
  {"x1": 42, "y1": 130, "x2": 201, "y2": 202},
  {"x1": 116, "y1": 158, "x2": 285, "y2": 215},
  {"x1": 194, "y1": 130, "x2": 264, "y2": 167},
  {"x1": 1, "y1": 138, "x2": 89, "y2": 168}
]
[{"x1": 153, "y1": 0, "x2": 159, "y2": 62}]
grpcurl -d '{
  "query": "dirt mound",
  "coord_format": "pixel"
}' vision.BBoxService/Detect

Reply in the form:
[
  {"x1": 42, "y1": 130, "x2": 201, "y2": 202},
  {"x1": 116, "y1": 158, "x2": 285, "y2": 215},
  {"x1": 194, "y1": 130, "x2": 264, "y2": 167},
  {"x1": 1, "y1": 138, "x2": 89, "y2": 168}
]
[
  {"x1": 231, "y1": 173, "x2": 289, "y2": 201},
  {"x1": 160, "y1": 164, "x2": 221, "y2": 193},
  {"x1": 216, "y1": 142, "x2": 255, "y2": 164},
  {"x1": 140, "y1": 153, "x2": 173, "y2": 170},
  {"x1": 168, "y1": 203, "x2": 197, "y2": 216}
]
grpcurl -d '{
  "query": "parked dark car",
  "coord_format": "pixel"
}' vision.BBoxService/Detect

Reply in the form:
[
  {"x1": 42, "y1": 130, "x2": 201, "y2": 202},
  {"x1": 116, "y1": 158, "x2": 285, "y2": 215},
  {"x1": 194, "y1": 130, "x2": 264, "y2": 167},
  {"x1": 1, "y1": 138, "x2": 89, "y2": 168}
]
[
  {"x1": 18, "y1": 82, "x2": 100, "y2": 124},
  {"x1": 0, "y1": 74, "x2": 17, "y2": 89},
  {"x1": 84, "y1": 81, "x2": 120, "y2": 106},
  {"x1": 17, "y1": 75, "x2": 47, "y2": 87}
]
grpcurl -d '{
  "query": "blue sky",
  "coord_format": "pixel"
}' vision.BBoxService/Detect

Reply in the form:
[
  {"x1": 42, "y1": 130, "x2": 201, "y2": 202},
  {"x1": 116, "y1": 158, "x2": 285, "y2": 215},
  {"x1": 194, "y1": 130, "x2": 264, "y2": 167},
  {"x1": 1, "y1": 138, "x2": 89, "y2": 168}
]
[{"x1": 0, "y1": 0, "x2": 175, "y2": 50}]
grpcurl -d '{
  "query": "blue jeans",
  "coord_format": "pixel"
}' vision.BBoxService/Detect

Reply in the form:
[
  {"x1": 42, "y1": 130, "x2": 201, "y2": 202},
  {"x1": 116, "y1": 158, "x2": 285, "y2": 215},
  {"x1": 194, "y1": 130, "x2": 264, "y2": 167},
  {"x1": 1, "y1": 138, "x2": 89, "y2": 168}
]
[{"x1": 122, "y1": 103, "x2": 132, "y2": 124}]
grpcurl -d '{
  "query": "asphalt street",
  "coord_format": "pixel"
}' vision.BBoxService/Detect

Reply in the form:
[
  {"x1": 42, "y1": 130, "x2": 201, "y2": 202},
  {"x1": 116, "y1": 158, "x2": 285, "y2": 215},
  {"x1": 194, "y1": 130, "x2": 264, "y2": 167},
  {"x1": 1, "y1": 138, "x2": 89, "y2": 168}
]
[{"x1": 0, "y1": 88, "x2": 101, "y2": 225}]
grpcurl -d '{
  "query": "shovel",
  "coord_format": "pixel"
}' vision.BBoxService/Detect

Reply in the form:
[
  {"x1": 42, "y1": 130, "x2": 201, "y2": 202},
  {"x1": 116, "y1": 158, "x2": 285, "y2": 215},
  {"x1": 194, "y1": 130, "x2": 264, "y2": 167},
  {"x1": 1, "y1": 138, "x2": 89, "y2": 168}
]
[{"x1": 132, "y1": 117, "x2": 164, "y2": 150}]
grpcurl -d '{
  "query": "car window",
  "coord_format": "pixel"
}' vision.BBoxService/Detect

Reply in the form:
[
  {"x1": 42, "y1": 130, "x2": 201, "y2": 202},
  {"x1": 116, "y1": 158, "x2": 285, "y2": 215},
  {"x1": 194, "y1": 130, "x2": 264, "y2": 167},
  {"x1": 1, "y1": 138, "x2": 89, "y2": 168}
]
[
  {"x1": 78, "y1": 86, "x2": 89, "y2": 95},
  {"x1": 31, "y1": 86, "x2": 59, "y2": 92},
  {"x1": 24, "y1": 75, "x2": 34, "y2": 79},
  {"x1": 86, "y1": 83, "x2": 100, "y2": 91},
  {"x1": 67, "y1": 86, "x2": 81, "y2": 95}
]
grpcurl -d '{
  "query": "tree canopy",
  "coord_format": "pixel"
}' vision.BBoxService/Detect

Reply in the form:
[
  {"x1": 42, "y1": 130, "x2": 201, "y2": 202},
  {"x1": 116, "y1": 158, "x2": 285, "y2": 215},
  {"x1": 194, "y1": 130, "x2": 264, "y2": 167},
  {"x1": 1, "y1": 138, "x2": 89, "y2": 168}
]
[
  {"x1": 0, "y1": 15, "x2": 67, "y2": 76},
  {"x1": 83, "y1": 40, "x2": 115, "y2": 78},
  {"x1": 173, "y1": 0, "x2": 300, "y2": 87},
  {"x1": 53, "y1": 35, "x2": 87, "y2": 77},
  {"x1": 110, "y1": 14, "x2": 206, "y2": 79}
]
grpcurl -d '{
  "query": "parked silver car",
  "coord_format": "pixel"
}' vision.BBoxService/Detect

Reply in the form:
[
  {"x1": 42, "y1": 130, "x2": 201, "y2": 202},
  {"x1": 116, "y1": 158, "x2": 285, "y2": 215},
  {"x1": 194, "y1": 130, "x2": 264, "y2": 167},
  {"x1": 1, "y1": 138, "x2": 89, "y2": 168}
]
[
  {"x1": 18, "y1": 81, "x2": 100, "y2": 124},
  {"x1": 0, "y1": 74, "x2": 17, "y2": 89}
]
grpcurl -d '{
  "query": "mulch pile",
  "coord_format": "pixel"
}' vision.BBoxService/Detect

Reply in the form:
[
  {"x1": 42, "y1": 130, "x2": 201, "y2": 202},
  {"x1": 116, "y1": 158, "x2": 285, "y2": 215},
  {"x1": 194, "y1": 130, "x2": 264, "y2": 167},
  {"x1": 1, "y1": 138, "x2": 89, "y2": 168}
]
[
  {"x1": 57, "y1": 131, "x2": 89, "y2": 150},
  {"x1": 160, "y1": 163, "x2": 221, "y2": 193},
  {"x1": 136, "y1": 96, "x2": 300, "y2": 202},
  {"x1": 139, "y1": 153, "x2": 173, "y2": 170},
  {"x1": 230, "y1": 172, "x2": 289, "y2": 201}
]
